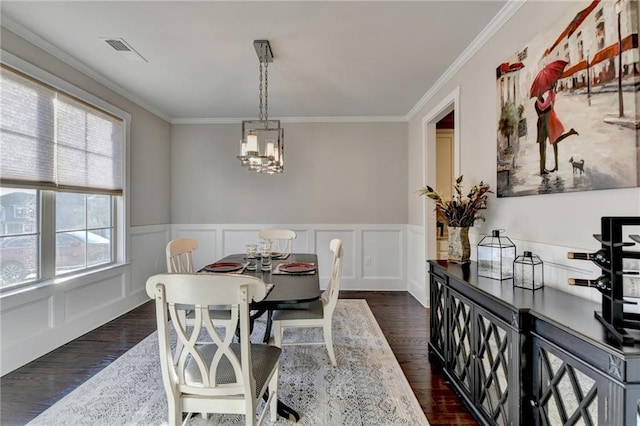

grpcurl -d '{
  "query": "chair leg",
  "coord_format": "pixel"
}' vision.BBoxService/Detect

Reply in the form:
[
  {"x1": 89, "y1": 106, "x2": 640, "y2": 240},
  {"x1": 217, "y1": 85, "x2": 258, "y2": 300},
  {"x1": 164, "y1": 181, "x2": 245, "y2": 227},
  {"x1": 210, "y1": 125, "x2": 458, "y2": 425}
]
[
  {"x1": 246, "y1": 400, "x2": 256, "y2": 426},
  {"x1": 273, "y1": 321, "x2": 282, "y2": 347},
  {"x1": 167, "y1": 398, "x2": 181, "y2": 426},
  {"x1": 323, "y1": 323, "x2": 337, "y2": 366},
  {"x1": 262, "y1": 310, "x2": 273, "y2": 343},
  {"x1": 270, "y1": 368, "x2": 279, "y2": 422}
]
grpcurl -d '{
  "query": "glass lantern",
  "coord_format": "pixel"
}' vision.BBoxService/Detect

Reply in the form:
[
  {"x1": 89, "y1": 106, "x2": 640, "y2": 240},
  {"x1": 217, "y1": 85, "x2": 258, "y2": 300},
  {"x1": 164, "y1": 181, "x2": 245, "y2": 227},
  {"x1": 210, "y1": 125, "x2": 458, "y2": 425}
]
[
  {"x1": 477, "y1": 229, "x2": 516, "y2": 280},
  {"x1": 513, "y1": 251, "x2": 544, "y2": 291}
]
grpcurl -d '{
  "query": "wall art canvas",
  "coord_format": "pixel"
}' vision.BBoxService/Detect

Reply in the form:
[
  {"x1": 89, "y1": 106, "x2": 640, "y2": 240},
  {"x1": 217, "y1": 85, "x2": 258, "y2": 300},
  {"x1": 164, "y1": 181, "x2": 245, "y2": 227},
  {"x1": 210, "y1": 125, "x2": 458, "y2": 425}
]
[{"x1": 496, "y1": 0, "x2": 639, "y2": 197}]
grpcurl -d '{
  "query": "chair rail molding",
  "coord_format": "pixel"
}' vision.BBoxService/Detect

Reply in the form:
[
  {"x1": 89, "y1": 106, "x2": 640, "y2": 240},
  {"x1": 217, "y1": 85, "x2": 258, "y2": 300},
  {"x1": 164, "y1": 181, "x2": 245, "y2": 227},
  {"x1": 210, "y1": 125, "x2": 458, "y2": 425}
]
[{"x1": 171, "y1": 223, "x2": 408, "y2": 292}]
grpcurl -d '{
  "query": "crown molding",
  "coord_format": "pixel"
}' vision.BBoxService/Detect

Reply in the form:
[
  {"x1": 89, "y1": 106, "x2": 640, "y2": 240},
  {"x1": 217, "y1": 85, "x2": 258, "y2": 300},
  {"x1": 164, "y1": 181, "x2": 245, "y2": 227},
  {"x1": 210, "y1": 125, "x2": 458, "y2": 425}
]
[
  {"x1": 2, "y1": 0, "x2": 524, "y2": 126},
  {"x1": 1, "y1": 17, "x2": 172, "y2": 123},
  {"x1": 406, "y1": 0, "x2": 526, "y2": 121},
  {"x1": 172, "y1": 116, "x2": 408, "y2": 125}
]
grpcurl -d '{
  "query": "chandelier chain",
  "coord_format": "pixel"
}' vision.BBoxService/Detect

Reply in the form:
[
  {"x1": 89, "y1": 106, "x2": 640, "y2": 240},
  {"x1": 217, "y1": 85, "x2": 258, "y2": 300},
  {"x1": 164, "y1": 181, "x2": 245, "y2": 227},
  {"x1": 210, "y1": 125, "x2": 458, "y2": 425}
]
[
  {"x1": 258, "y1": 58, "x2": 264, "y2": 121},
  {"x1": 264, "y1": 48, "x2": 269, "y2": 120}
]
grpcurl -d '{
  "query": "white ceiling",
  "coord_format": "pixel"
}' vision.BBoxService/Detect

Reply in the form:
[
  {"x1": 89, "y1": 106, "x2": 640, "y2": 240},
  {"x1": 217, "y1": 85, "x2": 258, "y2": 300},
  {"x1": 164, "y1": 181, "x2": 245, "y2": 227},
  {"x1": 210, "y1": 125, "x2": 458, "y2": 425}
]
[{"x1": 1, "y1": 1, "x2": 507, "y2": 122}]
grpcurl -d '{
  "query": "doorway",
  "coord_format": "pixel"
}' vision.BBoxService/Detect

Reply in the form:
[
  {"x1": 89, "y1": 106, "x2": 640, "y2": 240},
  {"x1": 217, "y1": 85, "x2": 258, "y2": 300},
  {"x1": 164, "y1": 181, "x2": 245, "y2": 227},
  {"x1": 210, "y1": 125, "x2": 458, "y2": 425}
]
[
  {"x1": 422, "y1": 87, "x2": 460, "y2": 266},
  {"x1": 435, "y1": 114, "x2": 454, "y2": 259}
]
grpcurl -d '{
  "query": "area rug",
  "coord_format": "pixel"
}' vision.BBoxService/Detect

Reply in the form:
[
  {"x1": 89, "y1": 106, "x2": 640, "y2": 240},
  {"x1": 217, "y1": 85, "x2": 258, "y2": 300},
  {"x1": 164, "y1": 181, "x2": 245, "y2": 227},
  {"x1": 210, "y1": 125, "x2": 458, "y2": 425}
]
[{"x1": 29, "y1": 299, "x2": 428, "y2": 426}]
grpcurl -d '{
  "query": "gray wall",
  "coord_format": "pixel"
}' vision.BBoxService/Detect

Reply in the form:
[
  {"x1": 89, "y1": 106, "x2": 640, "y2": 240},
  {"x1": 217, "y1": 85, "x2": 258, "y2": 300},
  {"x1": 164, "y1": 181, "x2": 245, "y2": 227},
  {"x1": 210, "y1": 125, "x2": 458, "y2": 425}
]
[
  {"x1": 171, "y1": 121, "x2": 408, "y2": 224},
  {"x1": 0, "y1": 28, "x2": 172, "y2": 227},
  {"x1": 408, "y1": 1, "x2": 640, "y2": 250}
]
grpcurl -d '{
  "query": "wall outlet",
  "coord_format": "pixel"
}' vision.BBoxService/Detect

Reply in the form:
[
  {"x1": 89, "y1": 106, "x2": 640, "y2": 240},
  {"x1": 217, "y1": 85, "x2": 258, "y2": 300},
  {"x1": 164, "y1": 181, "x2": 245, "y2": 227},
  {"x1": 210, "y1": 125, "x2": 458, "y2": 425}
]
[{"x1": 365, "y1": 256, "x2": 372, "y2": 265}]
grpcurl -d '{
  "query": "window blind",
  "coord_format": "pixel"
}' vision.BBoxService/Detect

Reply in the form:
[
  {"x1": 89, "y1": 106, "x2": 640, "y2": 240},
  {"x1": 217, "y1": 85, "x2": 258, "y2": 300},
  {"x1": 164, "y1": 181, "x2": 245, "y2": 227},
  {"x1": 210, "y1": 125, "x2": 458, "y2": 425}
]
[{"x1": 0, "y1": 65, "x2": 123, "y2": 195}]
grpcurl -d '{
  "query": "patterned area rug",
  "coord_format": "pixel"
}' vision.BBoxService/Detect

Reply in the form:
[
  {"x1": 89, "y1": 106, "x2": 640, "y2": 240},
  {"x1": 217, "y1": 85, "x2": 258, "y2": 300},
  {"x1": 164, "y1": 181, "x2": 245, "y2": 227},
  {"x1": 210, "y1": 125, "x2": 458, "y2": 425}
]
[{"x1": 29, "y1": 299, "x2": 428, "y2": 426}]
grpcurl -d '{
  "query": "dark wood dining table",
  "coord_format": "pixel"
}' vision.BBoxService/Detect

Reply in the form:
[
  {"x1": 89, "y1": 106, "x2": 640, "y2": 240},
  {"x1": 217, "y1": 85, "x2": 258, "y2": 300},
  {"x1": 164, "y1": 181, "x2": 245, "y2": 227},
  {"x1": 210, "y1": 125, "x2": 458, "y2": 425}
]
[
  {"x1": 200, "y1": 252, "x2": 321, "y2": 422},
  {"x1": 213, "y1": 252, "x2": 321, "y2": 306}
]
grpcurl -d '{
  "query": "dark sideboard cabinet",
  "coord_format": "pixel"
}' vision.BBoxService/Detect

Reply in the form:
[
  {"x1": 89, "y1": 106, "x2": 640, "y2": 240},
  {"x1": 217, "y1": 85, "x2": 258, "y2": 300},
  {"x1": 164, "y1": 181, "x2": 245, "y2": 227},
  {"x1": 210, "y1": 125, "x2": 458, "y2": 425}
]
[{"x1": 429, "y1": 260, "x2": 640, "y2": 426}]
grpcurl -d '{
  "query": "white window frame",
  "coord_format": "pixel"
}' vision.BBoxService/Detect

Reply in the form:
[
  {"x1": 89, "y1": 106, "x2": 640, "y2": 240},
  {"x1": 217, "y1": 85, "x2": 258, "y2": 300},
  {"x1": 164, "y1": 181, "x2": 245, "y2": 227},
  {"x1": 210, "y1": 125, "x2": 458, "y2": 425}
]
[{"x1": 0, "y1": 50, "x2": 130, "y2": 291}]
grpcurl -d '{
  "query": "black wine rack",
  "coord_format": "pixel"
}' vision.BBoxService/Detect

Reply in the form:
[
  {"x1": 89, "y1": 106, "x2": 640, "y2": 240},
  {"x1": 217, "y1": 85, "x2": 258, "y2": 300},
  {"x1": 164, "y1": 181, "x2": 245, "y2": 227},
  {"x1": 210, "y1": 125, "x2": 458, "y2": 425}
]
[{"x1": 592, "y1": 216, "x2": 640, "y2": 346}]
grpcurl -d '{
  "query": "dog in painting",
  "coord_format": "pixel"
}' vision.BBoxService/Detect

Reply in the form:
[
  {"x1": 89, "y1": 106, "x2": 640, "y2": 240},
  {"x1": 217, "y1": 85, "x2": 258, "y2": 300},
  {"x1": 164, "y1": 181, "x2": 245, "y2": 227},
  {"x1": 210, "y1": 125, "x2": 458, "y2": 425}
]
[{"x1": 569, "y1": 157, "x2": 585, "y2": 175}]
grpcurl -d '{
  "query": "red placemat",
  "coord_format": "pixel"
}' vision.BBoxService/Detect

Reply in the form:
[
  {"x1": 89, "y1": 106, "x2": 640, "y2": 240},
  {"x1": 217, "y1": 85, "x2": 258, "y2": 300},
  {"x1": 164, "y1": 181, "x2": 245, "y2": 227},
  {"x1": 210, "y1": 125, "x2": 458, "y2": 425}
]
[
  {"x1": 279, "y1": 262, "x2": 316, "y2": 273},
  {"x1": 203, "y1": 262, "x2": 244, "y2": 273}
]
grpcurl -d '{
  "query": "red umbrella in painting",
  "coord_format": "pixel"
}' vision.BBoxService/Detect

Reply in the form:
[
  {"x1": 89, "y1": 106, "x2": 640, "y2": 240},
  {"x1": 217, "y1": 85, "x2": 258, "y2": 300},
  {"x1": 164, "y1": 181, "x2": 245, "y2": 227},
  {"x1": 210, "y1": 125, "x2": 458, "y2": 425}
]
[{"x1": 529, "y1": 60, "x2": 568, "y2": 98}]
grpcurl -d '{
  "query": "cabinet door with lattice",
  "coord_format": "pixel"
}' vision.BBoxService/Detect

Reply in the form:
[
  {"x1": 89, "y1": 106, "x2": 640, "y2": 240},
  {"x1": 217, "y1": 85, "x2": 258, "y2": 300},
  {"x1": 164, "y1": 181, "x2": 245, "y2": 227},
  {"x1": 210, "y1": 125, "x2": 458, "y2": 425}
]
[
  {"x1": 475, "y1": 306, "x2": 514, "y2": 426},
  {"x1": 532, "y1": 336, "x2": 613, "y2": 426},
  {"x1": 448, "y1": 289, "x2": 474, "y2": 400},
  {"x1": 428, "y1": 272, "x2": 447, "y2": 364}
]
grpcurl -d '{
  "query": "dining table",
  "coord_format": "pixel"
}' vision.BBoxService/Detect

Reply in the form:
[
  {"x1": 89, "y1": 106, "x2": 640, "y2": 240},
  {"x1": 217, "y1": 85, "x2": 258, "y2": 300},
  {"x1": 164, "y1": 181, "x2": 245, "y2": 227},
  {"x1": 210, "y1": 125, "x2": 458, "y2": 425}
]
[{"x1": 198, "y1": 252, "x2": 321, "y2": 422}]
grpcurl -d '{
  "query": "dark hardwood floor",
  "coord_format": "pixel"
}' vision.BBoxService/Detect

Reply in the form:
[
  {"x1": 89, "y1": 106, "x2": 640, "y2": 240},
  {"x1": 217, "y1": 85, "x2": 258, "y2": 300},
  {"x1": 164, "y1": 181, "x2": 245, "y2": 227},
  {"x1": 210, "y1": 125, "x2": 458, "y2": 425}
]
[{"x1": 1, "y1": 291, "x2": 477, "y2": 425}]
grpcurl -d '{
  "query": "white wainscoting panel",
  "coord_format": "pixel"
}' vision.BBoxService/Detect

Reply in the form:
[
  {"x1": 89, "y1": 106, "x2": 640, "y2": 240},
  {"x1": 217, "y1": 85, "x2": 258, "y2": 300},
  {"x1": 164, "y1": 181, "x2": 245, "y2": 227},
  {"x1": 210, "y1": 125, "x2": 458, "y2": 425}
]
[
  {"x1": 130, "y1": 225, "x2": 171, "y2": 295},
  {"x1": 315, "y1": 230, "x2": 356, "y2": 284},
  {"x1": 64, "y1": 274, "x2": 125, "y2": 322},
  {"x1": 0, "y1": 224, "x2": 170, "y2": 375},
  {"x1": 362, "y1": 230, "x2": 402, "y2": 279},
  {"x1": 174, "y1": 226, "x2": 218, "y2": 271},
  {"x1": 1, "y1": 296, "x2": 52, "y2": 346},
  {"x1": 171, "y1": 224, "x2": 406, "y2": 291},
  {"x1": 407, "y1": 224, "x2": 427, "y2": 307}
]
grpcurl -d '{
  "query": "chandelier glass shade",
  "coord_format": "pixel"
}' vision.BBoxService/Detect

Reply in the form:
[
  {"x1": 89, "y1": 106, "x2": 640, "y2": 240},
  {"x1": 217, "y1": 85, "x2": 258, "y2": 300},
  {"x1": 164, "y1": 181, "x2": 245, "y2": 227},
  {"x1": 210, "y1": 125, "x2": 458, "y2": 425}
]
[{"x1": 237, "y1": 40, "x2": 284, "y2": 174}]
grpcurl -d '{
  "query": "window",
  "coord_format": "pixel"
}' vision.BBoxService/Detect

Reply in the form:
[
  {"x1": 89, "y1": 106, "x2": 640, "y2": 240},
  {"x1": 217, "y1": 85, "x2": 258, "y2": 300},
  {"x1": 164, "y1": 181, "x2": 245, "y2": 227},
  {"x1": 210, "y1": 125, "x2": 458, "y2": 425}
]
[{"x1": 0, "y1": 58, "x2": 128, "y2": 290}]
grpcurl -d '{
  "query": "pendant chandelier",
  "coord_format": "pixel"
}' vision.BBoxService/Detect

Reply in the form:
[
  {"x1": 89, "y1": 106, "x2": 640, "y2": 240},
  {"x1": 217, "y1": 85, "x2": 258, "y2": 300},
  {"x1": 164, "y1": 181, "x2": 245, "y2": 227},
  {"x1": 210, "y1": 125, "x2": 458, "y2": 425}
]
[{"x1": 237, "y1": 40, "x2": 284, "y2": 174}]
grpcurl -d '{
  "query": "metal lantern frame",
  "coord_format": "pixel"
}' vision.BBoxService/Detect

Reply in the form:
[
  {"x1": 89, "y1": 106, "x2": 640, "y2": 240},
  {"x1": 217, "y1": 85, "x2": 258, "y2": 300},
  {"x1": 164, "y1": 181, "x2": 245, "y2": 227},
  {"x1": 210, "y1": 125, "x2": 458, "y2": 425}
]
[
  {"x1": 237, "y1": 40, "x2": 285, "y2": 174},
  {"x1": 513, "y1": 251, "x2": 544, "y2": 291},
  {"x1": 477, "y1": 229, "x2": 516, "y2": 280}
]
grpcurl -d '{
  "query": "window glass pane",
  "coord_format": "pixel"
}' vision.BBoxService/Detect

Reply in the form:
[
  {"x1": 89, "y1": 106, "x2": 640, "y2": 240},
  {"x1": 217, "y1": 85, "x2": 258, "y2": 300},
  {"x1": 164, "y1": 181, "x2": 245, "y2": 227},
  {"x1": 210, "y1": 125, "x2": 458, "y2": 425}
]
[
  {"x1": 56, "y1": 192, "x2": 112, "y2": 275},
  {"x1": 0, "y1": 189, "x2": 38, "y2": 236},
  {"x1": 87, "y1": 228, "x2": 111, "y2": 267},
  {"x1": 0, "y1": 188, "x2": 39, "y2": 288},
  {"x1": 87, "y1": 194, "x2": 110, "y2": 228},
  {"x1": 56, "y1": 231, "x2": 86, "y2": 274},
  {"x1": 0, "y1": 235, "x2": 38, "y2": 287},
  {"x1": 56, "y1": 192, "x2": 85, "y2": 232}
]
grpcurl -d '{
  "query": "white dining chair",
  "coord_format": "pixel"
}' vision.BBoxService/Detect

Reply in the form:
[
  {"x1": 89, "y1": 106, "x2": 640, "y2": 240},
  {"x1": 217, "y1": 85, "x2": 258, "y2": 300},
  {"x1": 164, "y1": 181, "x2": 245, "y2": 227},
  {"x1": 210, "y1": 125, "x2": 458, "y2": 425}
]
[
  {"x1": 146, "y1": 273, "x2": 280, "y2": 426},
  {"x1": 165, "y1": 237, "x2": 230, "y2": 358},
  {"x1": 166, "y1": 238, "x2": 198, "y2": 273},
  {"x1": 272, "y1": 239, "x2": 343, "y2": 366},
  {"x1": 257, "y1": 229, "x2": 296, "y2": 256}
]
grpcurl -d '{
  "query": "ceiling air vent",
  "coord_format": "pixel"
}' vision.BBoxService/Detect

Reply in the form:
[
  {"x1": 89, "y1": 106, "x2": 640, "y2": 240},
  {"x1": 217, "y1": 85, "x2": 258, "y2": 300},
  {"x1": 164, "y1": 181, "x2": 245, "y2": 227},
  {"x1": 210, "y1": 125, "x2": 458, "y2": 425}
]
[{"x1": 100, "y1": 37, "x2": 147, "y2": 63}]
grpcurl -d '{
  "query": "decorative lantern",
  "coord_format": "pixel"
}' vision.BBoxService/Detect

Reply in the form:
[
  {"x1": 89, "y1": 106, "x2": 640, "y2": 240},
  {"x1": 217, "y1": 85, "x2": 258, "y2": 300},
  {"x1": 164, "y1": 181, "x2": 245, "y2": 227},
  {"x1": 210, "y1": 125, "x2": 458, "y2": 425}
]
[
  {"x1": 477, "y1": 229, "x2": 516, "y2": 280},
  {"x1": 513, "y1": 251, "x2": 544, "y2": 291}
]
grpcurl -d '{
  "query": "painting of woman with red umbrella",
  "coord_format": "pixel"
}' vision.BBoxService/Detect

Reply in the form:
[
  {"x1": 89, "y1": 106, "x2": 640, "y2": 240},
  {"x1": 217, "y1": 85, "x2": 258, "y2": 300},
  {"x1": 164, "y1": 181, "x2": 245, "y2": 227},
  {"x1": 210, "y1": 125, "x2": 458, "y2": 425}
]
[
  {"x1": 531, "y1": 59, "x2": 579, "y2": 175},
  {"x1": 496, "y1": 0, "x2": 639, "y2": 198}
]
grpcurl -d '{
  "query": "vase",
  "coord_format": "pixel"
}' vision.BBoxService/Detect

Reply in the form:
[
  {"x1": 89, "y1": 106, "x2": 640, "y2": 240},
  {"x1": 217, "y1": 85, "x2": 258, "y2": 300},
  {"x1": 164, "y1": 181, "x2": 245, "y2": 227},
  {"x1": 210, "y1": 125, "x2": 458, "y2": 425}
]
[{"x1": 448, "y1": 226, "x2": 471, "y2": 263}]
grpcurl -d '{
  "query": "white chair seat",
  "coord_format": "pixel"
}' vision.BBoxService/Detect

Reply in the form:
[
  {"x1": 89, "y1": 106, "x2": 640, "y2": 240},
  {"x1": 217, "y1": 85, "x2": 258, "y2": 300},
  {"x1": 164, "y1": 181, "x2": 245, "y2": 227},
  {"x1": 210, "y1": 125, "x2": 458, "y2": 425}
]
[
  {"x1": 272, "y1": 299, "x2": 324, "y2": 321},
  {"x1": 185, "y1": 343, "x2": 281, "y2": 398},
  {"x1": 272, "y1": 239, "x2": 343, "y2": 367},
  {"x1": 175, "y1": 304, "x2": 232, "y2": 320}
]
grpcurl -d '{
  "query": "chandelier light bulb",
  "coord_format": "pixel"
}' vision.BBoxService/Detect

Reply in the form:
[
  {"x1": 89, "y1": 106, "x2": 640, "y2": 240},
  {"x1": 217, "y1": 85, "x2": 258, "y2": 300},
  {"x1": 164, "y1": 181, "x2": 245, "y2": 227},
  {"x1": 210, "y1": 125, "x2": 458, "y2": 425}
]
[
  {"x1": 247, "y1": 134, "x2": 258, "y2": 153},
  {"x1": 265, "y1": 140, "x2": 275, "y2": 158}
]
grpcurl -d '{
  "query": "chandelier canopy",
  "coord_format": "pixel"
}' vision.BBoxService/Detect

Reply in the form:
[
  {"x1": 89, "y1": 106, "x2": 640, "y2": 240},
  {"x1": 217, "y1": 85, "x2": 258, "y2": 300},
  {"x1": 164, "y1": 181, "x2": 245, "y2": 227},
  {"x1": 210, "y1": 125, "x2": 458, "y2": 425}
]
[{"x1": 237, "y1": 40, "x2": 284, "y2": 174}]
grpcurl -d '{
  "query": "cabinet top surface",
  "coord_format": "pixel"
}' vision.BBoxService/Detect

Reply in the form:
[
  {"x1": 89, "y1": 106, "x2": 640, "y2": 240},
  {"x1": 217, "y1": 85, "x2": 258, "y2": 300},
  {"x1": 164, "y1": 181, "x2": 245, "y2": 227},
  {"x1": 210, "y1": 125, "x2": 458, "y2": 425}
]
[{"x1": 429, "y1": 259, "x2": 640, "y2": 356}]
